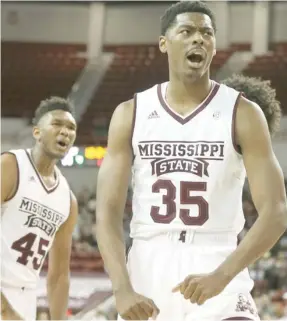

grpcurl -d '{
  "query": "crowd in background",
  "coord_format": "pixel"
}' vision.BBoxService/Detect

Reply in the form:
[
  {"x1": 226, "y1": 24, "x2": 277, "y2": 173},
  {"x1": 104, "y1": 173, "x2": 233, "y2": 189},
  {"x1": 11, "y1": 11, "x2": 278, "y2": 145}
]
[
  {"x1": 72, "y1": 186, "x2": 133, "y2": 254},
  {"x1": 240, "y1": 183, "x2": 287, "y2": 319},
  {"x1": 73, "y1": 181, "x2": 287, "y2": 320}
]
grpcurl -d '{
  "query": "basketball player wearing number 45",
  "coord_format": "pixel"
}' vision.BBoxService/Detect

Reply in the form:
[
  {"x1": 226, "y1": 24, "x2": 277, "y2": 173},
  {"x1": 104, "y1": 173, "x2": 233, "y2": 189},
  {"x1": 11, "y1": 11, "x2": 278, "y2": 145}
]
[
  {"x1": 96, "y1": 1, "x2": 287, "y2": 321},
  {"x1": 1, "y1": 97, "x2": 78, "y2": 320}
]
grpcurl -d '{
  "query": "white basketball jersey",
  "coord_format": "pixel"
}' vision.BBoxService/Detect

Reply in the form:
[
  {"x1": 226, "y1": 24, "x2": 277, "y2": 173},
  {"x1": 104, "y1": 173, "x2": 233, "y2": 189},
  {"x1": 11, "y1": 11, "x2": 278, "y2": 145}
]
[
  {"x1": 131, "y1": 81, "x2": 246, "y2": 239},
  {"x1": 1, "y1": 149, "x2": 71, "y2": 289}
]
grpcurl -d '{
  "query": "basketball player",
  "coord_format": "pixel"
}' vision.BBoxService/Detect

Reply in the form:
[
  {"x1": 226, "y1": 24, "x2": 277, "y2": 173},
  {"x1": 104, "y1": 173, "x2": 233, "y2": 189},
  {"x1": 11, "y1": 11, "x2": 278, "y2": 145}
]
[
  {"x1": 1, "y1": 97, "x2": 78, "y2": 320},
  {"x1": 95, "y1": 2, "x2": 287, "y2": 320}
]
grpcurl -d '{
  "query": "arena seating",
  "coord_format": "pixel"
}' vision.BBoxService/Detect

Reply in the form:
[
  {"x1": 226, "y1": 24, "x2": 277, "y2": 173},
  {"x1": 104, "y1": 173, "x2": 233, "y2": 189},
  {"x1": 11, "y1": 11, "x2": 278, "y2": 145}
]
[
  {"x1": 77, "y1": 44, "x2": 233, "y2": 145},
  {"x1": 1, "y1": 41, "x2": 86, "y2": 118},
  {"x1": 2, "y1": 41, "x2": 286, "y2": 146},
  {"x1": 243, "y1": 42, "x2": 287, "y2": 114}
]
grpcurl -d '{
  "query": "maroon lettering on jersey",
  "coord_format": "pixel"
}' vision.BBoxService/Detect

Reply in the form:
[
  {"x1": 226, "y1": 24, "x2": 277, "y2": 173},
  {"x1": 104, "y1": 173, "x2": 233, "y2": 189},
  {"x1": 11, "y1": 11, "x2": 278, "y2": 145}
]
[{"x1": 137, "y1": 141, "x2": 224, "y2": 178}]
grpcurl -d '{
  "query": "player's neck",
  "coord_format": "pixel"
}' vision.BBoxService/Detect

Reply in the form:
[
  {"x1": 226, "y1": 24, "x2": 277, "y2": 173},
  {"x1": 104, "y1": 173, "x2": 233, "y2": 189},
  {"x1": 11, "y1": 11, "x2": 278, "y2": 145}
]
[
  {"x1": 31, "y1": 147, "x2": 57, "y2": 177},
  {"x1": 167, "y1": 73, "x2": 212, "y2": 104}
]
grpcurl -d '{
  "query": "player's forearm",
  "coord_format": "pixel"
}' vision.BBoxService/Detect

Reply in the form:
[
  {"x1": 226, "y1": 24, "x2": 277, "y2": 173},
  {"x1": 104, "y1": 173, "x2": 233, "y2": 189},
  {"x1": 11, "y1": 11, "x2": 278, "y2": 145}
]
[
  {"x1": 216, "y1": 203, "x2": 287, "y2": 281},
  {"x1": 96, "y1": 218, "x2": 133, "y2": 294},
  {"x1": 47, "y1": 274, "x2": 70, "y2": 320}
]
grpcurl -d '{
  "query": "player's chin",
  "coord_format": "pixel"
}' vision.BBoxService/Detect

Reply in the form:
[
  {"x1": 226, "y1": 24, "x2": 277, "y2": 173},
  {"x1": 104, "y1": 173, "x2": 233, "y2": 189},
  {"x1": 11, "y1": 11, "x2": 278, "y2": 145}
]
[
  {"x1": 50, "y1": 149, "x2": 68, "y2": 160},
  {"x1": 185, "y1": 67, "x2": 205, "y2": 79},
  {"x1": 187, "y1": 64, "x2": 209, "y2": 78}
]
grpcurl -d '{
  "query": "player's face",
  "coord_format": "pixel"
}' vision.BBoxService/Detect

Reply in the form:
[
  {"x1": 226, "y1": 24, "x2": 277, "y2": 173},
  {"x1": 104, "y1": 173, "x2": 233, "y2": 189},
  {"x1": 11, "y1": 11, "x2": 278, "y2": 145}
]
[
  {"x1": 33, "y1": 110, "x2": 77, "y2": 159},
  {"x1": 159, "y1": 12, "x2": 216, "y2": 79}
]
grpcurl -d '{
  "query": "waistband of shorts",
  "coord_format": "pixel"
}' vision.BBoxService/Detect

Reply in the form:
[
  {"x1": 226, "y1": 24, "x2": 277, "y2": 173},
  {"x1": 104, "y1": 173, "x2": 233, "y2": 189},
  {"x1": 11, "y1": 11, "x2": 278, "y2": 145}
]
[
  {"x1": 1, "y1": 280, "x2": 37, "y2": 290},
  {"x1": 134, "y1": 230, "x2": 238, "y2": 246}
]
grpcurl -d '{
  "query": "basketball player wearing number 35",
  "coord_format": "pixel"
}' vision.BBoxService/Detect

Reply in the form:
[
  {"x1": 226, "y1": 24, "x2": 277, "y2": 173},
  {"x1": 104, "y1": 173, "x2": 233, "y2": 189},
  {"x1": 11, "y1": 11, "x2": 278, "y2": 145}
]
[
  {"x1": 95, "y1": 1, "x2": 287, "y2": 321},
  {"x1": 1, "y1": 97, "x2": 78, "y2": 320}
]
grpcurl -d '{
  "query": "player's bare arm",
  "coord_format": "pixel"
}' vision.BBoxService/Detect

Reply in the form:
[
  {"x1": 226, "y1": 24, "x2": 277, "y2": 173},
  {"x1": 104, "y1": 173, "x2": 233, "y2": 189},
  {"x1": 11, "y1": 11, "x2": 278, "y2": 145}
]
[
  {"x1": 173, "y1": 96, "x2": 287, "y2": 305},
  {"x1": 1, "y1": 153, "x2": 18, "y2": 205},
  {"x1": 216, "y1": 96, "x2": 287, "y2": 276},
  {"x1": 47, "y1": 191, "x2": 78, "y2": 320},
  {"x1": 95, "y1": 99, "x2": 159, "y2": 320},
  {"x1": 1, "y1": 155, "x2": 24, "y2": 319},
  {"x1": 0, "y1": 153, "x2": 23, "y2": 319}
]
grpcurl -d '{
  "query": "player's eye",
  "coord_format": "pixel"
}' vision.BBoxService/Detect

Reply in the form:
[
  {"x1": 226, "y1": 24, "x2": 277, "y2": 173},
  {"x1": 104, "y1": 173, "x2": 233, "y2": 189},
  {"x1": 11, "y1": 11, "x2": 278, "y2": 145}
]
[
  {"x1": 180, "y1": 29, "x2": 189, "y2": 36},
  {"x1": 205, "y1": 31, "x2": 213, "y2": 36}
]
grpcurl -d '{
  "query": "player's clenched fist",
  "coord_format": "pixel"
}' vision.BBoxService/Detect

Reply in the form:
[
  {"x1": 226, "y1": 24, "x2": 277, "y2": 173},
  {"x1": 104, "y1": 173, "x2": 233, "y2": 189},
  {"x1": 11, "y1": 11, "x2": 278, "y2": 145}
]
[
  {"x1": 172, "y1": 271, "x2": 230, "y2": 305},
  {"x1": 115, "y1": 289, "x2": 160, "y2": 320}
]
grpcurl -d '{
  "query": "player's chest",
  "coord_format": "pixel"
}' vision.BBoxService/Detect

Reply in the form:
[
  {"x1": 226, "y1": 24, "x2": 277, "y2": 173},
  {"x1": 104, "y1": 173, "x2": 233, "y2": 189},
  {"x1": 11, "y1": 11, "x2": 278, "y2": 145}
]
[{"x1": 137, "y1": 112, "x2": 226, "y2": 142}]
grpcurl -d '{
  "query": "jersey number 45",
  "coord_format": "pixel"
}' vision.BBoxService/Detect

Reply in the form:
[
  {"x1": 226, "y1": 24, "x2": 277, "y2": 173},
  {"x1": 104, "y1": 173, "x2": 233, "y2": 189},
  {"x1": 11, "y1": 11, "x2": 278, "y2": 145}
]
[{"x1": 11, "y1": 233, "x2": 50, "y2": 271}]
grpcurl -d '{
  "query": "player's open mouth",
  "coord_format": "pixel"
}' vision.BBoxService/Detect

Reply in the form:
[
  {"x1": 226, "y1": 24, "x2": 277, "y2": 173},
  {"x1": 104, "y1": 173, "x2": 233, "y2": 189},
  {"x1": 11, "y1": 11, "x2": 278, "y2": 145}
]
[
  {"x1": 56, "y1": 140, "x2": 69, "y2": 150},
  {"x1": 187, "y1": 53, "x2": 203, "y2": 63},
  {"x1": 186, "y1": 51, "x2": 205, "y2": 68}
]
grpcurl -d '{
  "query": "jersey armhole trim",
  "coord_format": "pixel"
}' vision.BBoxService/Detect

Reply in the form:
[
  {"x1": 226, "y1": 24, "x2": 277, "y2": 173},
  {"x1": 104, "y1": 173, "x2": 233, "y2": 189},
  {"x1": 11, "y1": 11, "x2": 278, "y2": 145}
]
[
  {"x1": 69, "y1": 190, "x2": 73, "y2": 216},
  {"x1": 1, "y1": 152, "x2": 20, "y2": 202},
  {"x1": 130, "y1": 94, "x2": 138, "y2": 161},
  {"x1": 232, "y1": 92, "x2": 243, "y2": 155}
]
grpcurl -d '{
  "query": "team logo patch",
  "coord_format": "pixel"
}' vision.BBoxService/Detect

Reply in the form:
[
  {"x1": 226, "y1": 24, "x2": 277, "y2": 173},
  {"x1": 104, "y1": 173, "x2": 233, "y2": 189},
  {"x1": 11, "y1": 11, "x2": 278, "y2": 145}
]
[
  {"x1": 24, "y1": 214, "x2": 57, "y2": 237},
  {"x1": 19, "y1": 197, "x2": 65, "y2": 236},
  {"x1": 235, "y1": 294, "x2": 258, "y2": 316}
]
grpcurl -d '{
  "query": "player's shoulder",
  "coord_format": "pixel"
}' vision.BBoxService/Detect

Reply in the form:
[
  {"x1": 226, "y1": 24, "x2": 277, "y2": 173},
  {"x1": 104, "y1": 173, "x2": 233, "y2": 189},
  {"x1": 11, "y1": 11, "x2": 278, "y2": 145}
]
[
  {"x1": 1, "y1": 149, "x2": 23, "y2": 170},
  {"x1": 1, "y1": 151, "x2": 17, "y2": 164},
  {"x1": 237, "y1": 95, "x2": 265, "y2": 123},
  {"x1": 218, "y1": 82, "x2": 241, "y2": 98},
  {"x1": 114, "y1": 83, "x2": 159, "y2": 115},
  {"x1": 115, "y1": 83, "x2": 160, "y2": 117},
  {"x1": 235, "y1": 95, "x2": 268, "y2": 145},
  {"x1": 1, "y1": 152, "x2": 18, "y2": 181},
  {"x1": 220, "y1": 81, "x2": 262, "y2": 115},
  {"x1": 111, "y1": 96, "x2": 137, "y2": 132},
  {"x1": 1, "y1": 148, "x2": 26, "y2": 159},
  {"x1": 1, "y1": 150, "x2": 20, "y2": 200},
  {"x1": 135, "y1": 83, "x2": 159, "y2": 96},
  {"x1": 219, "y1": 82, "x2": 264, "y2": 123},
  {"x1": 115, "y1": 98, "x2": 135, "y2": 117}
]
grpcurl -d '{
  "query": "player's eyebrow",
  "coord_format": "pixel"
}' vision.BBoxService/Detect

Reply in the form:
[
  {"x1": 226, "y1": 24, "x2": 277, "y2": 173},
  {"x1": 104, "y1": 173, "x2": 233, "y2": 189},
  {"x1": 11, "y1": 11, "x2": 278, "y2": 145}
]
[
  {"x1": 53, "y1": 117, "x2": 77, "y2": 129},
  {"x1": 177, "y1": 23, "x2": 213, "y2": 31}
]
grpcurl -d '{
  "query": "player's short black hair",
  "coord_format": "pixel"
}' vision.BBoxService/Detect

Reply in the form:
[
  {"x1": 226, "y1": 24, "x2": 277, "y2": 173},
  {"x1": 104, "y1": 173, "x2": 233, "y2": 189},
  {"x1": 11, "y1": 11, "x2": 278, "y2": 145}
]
[
  {"x1": 33, "y1": 96, "x2": 75, "y2": 125},
  {"x1": 160, "y1": 1, "x2": 216, "y2": 36},
  {"x1": 223, "y1": 74, "x2": 281, "y2": 136}
]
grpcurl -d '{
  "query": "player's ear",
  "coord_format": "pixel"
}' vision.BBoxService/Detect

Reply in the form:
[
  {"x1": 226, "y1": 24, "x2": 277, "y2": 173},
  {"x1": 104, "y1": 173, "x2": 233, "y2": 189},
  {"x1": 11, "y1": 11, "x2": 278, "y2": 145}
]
[
  {"x1": 159, "y1": 36, "x2": 167, "y2": 54},
  {"x1": 32, "y1": 126, "x2": 40, "y2": 141}
]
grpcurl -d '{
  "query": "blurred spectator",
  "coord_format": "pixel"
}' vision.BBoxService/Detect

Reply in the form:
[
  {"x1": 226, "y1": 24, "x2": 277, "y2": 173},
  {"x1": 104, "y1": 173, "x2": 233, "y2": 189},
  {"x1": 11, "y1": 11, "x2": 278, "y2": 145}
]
[
  {"x1": 73, "y1": 185, "x2": 132, "y2": 253},
  {"x1": 242, "y1": 186, "x2": 287, "y2": 319}
]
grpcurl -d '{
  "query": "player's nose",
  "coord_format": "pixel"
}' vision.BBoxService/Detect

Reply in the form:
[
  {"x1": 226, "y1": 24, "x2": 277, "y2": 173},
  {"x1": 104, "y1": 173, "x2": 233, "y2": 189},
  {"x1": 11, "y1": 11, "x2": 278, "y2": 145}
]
[
  {"x1": 191, "y1": 31, "x2": 204, "y2": 46},
  {"x1": 59, "y1": 126, "x2": 69, "y2": 136}
]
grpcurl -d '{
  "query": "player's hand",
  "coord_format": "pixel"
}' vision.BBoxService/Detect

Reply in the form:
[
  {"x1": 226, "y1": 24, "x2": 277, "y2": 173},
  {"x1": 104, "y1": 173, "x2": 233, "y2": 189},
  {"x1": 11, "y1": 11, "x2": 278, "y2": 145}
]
[
  {"x1": 115, "y1": 288, "x2": 160, "y2": 320},
  {"x1": 172, "y1": 271, "x2": 230, "y2": 305}
]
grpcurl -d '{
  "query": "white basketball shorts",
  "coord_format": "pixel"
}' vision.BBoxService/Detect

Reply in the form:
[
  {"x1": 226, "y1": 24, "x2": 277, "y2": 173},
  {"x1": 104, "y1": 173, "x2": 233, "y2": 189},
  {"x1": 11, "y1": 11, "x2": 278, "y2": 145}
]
[
  {"x1": 1, "y1": 285, "x2": 37, "y2": 320},
  {"x1": 118, "y1": 230, "x2": 260, "y2": 321}
]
